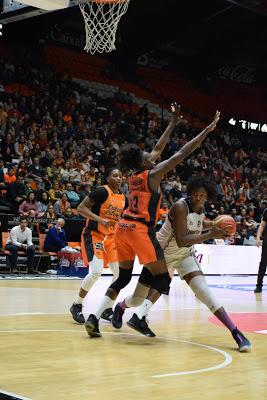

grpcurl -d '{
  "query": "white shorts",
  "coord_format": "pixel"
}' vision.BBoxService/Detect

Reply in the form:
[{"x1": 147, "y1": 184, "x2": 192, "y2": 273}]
[{"x1": 164, "y1": 245, "x2": 202, "y2": 279}]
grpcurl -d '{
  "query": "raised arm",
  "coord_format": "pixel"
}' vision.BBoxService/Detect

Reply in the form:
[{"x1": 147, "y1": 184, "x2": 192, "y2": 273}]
[
  {"x1": 149, "y1": 111, "x2": 220, "y2": 189},
  {"x1": 149, "y1": 102, "x2": 181, "y2": 162}
]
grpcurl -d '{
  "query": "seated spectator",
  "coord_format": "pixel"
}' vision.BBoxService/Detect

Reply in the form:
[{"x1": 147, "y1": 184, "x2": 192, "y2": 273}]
[
  {"x1": 158, "y1": 201, "x2": 170, "y2": 220},
  {"x1": 43, "y1": 218, "x2": 67, "y2": 252},
  {"x1": 46, "y1": 159, "x2": 61, "y2": 179},
  {"x1": 63, "y1": 207, "x2": 78, "y2": 219},
  {"x1": 235, "y1": 186, "x2": 250, "y2": 206},
  {"x1": 48, "y1": 180, "x2": 63, "y2": 203},
  {"x1": 64, "y1": 182, "x2": 80, "y2": 208},
  {"x1": 27, "y1": 157, "x2": 43, "y2": 184},
  {"x1": 168, "y1": 181, "x2": 182, "y2": 204},
  {"x1": 54, "y1": 193, "x2": 71, "y2": 217},
  {"x1": 5, "y1": 216, "x2": 35, "y2": 274},
  {"x1": 41, "y1": 173, "x2": 52, "y2": 191},
  {"x1": 44, "y1": 204, "x2": 57, "y2": 221},
  {"x1": 119, "y1": 176, "x2": 128, "y2": 195},
  {"x1": 87, "y1": 166, "x2": 96, "y2": 184},
  {"x1": 19, "y1": 191, "x2": 42, "y2": 218},
  {"x1": 79, "y1": 184, "x2": 91, "y2": 201},
  {"x1": 235, "y1": 228, "x2": 249, "y2": 245},
  {"x1": 0, "y1": 158, "x2": 5, "y2": 188},
  {"x1": 5, "y1": 175, "x2": 26, "y2": 213},
  {"x1": 24, "y1": 179, "x2": 34, "y2": 196},
  {"x1": 37, "y1": 191, "x2": 50, "y2": 215},
  {"x1": 4, "y1": 166, "x2": 16, "y2": 185},
  {"x1": 14, "y1": 136, "x2": 29, "y2": 157},
  {"x1": 17, "y1": 160, "x2": 28, "y2": 177},
  {"x1": 60, "y1": 160, "x2": 79, "y2": 182}
]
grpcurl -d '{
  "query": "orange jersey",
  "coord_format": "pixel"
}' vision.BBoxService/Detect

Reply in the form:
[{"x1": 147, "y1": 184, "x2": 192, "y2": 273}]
[
  {"x1": 123, "y1": 170, "x2": 162, "y2": 226},
  {"x1": 87, "y1": 185, "x2": 125, "y2": 235}
]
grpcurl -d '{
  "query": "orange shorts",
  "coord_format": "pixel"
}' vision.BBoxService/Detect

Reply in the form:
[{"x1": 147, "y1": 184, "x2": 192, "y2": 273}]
[
  {"x1": 81, "y1": 227, "x2": 118, "y2": 267},
  {"x1": 115, "y1": 219, "x2": 164, "y2": 265}
]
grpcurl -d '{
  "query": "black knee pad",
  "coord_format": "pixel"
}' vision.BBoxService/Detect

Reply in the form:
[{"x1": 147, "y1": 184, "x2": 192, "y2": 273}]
[
  {"x1": 109, "y1": 267, "x2": 133, "y2": 293},
  {"x1": 139, "y1": 267, "x2": 153, "y2": 287},
  {"x1": 152, "y1": 272, "x2": 171, "y2": 294}
]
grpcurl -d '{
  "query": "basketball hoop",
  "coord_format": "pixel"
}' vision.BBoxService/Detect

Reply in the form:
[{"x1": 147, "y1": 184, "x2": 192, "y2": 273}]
[{"x1": 78, "y1": 0, "x2": 130, "y2": 54}]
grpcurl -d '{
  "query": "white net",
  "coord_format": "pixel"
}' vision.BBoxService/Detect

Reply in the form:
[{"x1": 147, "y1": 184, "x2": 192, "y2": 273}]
[{"x1": 79, "y1": 0, "x2": 130, "y2": 54}]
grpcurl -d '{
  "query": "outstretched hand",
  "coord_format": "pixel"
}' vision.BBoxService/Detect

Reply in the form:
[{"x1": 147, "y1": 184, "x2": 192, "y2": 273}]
[
  {"x1": 206, "y1": 110, "x2": 220, "y2": 133},
  {"x1": 170, "y1": 101, "x2": 182, "y2": 126}
]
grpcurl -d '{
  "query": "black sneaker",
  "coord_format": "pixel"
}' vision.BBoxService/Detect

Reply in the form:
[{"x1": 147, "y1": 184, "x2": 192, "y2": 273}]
[
  {"x1": 111, "y1": 303, "x2": 125, "y2": 329},
  {"x1": 254, "y1": 286, "x2": 262, "y2": 293},
  {"x1": 127, "y1": 313, "x2": 156, "y2": 337},
  {"x1": 70, "y1": 303, "x2": 85, "y2": 324},
  {"x1": 84, "y1": 314, "x2": 102, "y2": 338},
  {"x1": 101, "y1": 308, "x2": 113, "y2": 322},
  {"x1": 232, "y1": 328, "x2": 252, "y2": 352}
]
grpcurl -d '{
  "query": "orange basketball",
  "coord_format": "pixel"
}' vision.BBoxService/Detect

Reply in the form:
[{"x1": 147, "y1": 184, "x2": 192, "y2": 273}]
[{"x1": 215, "y1": 214, "x2": 236, "y2": 235}]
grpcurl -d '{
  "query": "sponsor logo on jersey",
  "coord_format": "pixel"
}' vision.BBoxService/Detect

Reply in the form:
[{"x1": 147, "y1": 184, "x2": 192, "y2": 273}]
[{"x1": 95, "y1": 242, "x2": 104, "y2": 250}]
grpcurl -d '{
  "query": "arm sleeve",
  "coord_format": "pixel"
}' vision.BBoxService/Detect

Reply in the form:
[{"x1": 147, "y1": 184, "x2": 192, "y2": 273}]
[
  {"x1": 263, "y1": 208, "x2": 267, "y2": 223},
  {"x1": 49, "y1": 228, "x2": 67, "y2": 248},
  {"x1": 27, "y1": 229, "x2": 33, "y2": 246},
  {"x1": 18, "y1": 201, "x2": 26, "y2": 214},
  {"x1": 10, "y1": 228, "x2": 23, "y2": 247},
  {"x1": 88, "y1": 187, "x2": 108, "y2": 205}
]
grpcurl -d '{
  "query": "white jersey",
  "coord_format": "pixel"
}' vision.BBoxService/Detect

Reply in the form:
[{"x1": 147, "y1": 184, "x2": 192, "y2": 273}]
[{"x1": 156, "y1": 198, "x2": 205, "y2": 261}]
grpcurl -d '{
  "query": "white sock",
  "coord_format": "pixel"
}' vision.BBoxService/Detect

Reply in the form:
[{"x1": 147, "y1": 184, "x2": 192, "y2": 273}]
[
  {"x1": 95, "y1": 296, "x2": 115, "y2": 320},
  {"x1": 75, "y1": 296, "x2": 84, "y2": 305},
  {"x1": 136, "y1": 299, "x2": 153, "y2": 319}
]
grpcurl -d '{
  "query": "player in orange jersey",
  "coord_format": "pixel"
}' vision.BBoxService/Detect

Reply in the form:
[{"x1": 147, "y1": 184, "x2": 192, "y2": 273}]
[
  {"x1": 85, "y1": 105, "x2": 220, "y2": 338},
  {"x1": 70, "y1": 168, "x2": 126, "y2": 324}
]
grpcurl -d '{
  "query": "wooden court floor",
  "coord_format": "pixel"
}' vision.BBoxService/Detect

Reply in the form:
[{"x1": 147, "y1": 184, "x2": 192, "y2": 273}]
[{"x1": 0, "y1": 275, "x2": 266, "y2": 400}]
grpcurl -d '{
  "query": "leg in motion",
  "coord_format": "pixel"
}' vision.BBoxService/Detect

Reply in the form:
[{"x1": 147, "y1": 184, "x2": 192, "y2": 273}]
[
  {"x1": 85, "y1": 261, "x2": 134, "y2": 337},
  {"x1": 127, "y1": 259, "x2": 171, "y2": 337},
  {"x1": 101, "y1": 261, "x2": 120, "y2": 321},
  {"x1": 70, "y1": 256, "x2": 104, "y2": 324},
  {"x1": 184, "y1": 270, "x2": 251, "y2": 352},
  {"x1": 254, "y1": 240, "x2": 267, "y2": 293},
  {"x1": 111, "y1": 267, "x2": 153, "y2": 329}
]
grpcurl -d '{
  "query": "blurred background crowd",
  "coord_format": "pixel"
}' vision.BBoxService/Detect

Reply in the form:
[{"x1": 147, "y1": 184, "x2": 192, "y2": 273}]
[{"x1": 0, "y1": 57, "x2": 266, "y2": 245}]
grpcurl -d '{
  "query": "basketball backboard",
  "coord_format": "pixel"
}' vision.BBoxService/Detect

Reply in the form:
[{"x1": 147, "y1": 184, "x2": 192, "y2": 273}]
[
  {"x1": 19, "y1": 0, "x2": 70, "y2": 11},
  {"x1": 0, "y1": 0, "x2": 77, "y2": 23}
]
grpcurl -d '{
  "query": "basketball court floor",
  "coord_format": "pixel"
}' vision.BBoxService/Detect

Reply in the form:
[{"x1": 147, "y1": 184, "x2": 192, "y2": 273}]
[{"x1": 0, "y1": 274, "x2": 266, "y2": 400}]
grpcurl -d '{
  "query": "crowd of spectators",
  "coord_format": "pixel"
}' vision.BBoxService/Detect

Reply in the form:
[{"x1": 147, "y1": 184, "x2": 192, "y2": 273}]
[{"x1": 0, "y1": 57, "x2": 266, "y2": 245}]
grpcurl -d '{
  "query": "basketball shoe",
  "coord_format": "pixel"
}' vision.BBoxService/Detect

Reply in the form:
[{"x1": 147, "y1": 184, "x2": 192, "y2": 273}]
[
  {"x1": 127, "y1": 313, "x2": 156, "y2": 337},
  {"x1": 254, "y1": 286, "x2": 262, "y2": 293},
  {"x1": 101, "y1": 308, "x2": 113, "y2": 322},
  {"x1": 70, "y1": 303, "x2": 85, "y2": 324},
  {"x1": 85, "y1": 314, "x2": 102, "y2": 338},
  {"x1": 111, "y1": 303, "x2": 125, "y2": 329},
  {"x1": 232, "y1": 328, "x2": 252, "y2": 352}
]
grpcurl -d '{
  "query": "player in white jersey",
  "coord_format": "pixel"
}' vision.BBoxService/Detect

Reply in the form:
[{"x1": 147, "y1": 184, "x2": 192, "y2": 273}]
[{"x1": 155, "y1": 177, "x2": 251, "y2": 352}]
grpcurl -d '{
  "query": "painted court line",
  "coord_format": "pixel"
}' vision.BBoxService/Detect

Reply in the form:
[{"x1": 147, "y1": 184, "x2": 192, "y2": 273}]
[
  {"x1": 0, "y1": 329, "x2": 232, "y2": 379},
  {"x1": 255, "y1": 330, "x2": 267, "y2": 335},
  {"x1": 151, "y1": 336, "x2": 232, "y2": 378}
]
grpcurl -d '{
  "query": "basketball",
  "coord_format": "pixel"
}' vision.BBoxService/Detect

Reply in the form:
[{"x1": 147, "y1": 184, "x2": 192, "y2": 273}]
[{"x1": 215, "y1": 214, "x2": 236, "y2": 235}]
